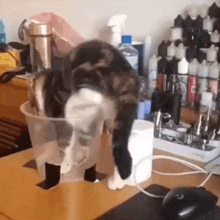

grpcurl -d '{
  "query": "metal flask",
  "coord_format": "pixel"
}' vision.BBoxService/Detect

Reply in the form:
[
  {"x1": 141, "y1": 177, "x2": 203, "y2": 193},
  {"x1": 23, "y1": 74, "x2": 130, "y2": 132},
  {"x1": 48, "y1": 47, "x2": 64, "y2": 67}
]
[{"x1": 29, "y1": 23, "x2": 52, "y2": 72}]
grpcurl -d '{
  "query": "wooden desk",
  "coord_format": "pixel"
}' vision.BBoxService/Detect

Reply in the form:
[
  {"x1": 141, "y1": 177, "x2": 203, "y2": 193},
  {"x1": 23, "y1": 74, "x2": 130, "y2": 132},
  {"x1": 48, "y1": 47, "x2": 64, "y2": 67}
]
[
  {"x1": 0, "y1": 147, "x2": 219, "y2": 220},
  {"x1": 0, "y1": 76, "x2": 219, "y2": 219}
]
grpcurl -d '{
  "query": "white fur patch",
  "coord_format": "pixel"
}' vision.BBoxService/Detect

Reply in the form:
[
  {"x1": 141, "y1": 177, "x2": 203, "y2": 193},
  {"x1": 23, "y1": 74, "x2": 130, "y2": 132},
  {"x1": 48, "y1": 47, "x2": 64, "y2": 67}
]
[{"x1": 107, "y1": 166, "x2": 126, "y2": 190}]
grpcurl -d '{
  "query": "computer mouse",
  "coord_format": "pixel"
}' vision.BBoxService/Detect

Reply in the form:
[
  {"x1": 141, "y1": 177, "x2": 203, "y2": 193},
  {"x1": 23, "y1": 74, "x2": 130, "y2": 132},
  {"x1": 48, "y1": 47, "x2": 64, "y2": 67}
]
[{"x1": 162, "y1": 187, "x2": 218, "y2": 220}]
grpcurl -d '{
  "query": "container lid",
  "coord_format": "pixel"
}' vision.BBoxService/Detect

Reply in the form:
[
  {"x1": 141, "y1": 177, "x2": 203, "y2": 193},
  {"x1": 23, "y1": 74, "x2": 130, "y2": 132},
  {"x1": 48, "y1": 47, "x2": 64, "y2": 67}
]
[
  {"x1": 209, "y1": 61, "x2": 219, "y2": 79},
  {"x1": 208, "y1": 2, "x2": 220, "y2": 18},
  {"x1": 178, "y1": 57, "x2": 189, "y2": 74},
  {"x1": 174, "y1": 14, "x2": 185, "y2": 28},
  {"x1": 175, "y1": 43, "x2": 186, "y2": 60},
  {"x1": 198, "y1": 60, "x2": 209, "y2": 77},
  {"x1": 211, "y1": 30, "x2": 220, "y2": 43},
  {"x1": 196, "y1": 50, "x2": 207, "y2": 63},
  {"x1": 189, "y1": 58, "x2": 199, "y2": 75},
  {"x1": 158, "y1": 41, "x2": 167, "y2": 57},
  {"x1": 199, "y1": 30, "x2": 211, "y2": 48},
  {"x1": 194, "y1": 15, "x2": 203, "y2": 29},
  {"x1": 186, "y1": 45, "x2": 197, "y2": 62},
  {"x1": 166, "y1": 57, "x2": 178, "y2": 75},
  {"x1": 185, "y1": 15, "x2": 193, "y2": 28},
  {"x1": 121, "y1": 35, "x2": 132, "y2": 44},
  {"x1": 157, "y1": 57, "x2": 167, "y2": 73},
  {"x1": 30, "y1": 23, "x2": 52, "y2": 35},
  {"x1": 167, "y1": 42, "x2": 176, "y2": 57}
]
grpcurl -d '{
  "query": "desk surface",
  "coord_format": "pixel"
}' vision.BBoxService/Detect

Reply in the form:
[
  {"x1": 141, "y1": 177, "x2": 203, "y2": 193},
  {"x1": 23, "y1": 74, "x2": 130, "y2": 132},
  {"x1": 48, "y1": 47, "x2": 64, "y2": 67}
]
[{"x1": 0, "y1": 147, "x2": 219, "y2": 220}]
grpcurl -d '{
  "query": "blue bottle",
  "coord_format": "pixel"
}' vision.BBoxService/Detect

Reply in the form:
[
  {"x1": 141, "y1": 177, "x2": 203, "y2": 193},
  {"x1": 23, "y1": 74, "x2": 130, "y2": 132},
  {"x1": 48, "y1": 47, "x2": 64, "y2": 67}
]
[
  {"x1": 0, "y1": 20, "x2": 6, "y2": 43},
  {"x1": 118, "y1": 35, "x2": 139, "y2": 74}
]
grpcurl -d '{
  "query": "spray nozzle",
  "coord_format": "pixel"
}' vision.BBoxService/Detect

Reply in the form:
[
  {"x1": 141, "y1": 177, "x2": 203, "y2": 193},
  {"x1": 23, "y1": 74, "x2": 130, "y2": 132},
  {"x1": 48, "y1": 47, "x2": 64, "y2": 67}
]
[
  {"x1": 108, "y1": 14, "x2": 127, "y2": 28},
  {"x1": 107, "y1": 14, "x2": 127, "y2": 47}
]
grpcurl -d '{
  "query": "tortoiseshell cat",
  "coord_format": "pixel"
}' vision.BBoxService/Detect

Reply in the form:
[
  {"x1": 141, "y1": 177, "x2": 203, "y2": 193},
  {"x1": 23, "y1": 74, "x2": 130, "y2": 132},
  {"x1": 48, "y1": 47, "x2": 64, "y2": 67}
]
[{"x1": 28, "y1": 40, "x2": 140, "y2": 189}]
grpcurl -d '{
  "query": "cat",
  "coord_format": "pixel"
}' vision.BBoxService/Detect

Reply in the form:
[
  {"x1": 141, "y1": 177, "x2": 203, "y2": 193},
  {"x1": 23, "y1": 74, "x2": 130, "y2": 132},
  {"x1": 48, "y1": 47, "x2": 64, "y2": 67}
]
[{"x1": 27, "y1": 39, "x2": 140, "y2": 189}]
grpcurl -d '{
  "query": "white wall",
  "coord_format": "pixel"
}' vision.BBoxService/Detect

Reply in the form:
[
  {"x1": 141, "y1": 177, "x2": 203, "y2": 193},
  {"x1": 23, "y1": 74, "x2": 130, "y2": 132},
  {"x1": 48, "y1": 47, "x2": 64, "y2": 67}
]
[{"x1": 0, "y1": 0, "x2": 218, "y2": 55}]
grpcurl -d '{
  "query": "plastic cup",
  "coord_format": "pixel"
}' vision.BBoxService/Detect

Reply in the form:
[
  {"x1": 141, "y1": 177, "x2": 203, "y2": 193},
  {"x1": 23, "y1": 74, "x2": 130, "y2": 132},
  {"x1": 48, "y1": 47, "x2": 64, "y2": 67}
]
[{"x1": 20, "y1": 101, "x2": 104, "y2": 183}]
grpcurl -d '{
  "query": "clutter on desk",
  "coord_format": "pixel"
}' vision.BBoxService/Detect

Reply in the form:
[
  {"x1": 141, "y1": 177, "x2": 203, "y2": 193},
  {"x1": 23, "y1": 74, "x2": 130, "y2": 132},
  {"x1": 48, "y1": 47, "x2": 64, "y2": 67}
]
[
  {"x1": 149, "y1": 2, "x2": 220, "y2": 163},
  {"x1": 0, "y1": 13, "x2": 84, "y2": 83}
]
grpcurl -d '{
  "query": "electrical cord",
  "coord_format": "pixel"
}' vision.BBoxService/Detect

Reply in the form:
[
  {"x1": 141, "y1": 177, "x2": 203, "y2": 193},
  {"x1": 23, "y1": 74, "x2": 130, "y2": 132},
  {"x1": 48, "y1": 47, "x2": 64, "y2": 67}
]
[{"x1": 133, "y1": 155, "x2": 213, "y2": 199}]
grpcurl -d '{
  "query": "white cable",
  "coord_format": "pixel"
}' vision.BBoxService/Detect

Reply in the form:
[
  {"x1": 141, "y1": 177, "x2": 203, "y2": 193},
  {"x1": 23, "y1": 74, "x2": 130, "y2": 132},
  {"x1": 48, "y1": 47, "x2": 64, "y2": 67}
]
[
  {"x1": 133, "y1": 155, "x2": 212, "y2": 199},
  {"x1": 199, "y1": 172, "x2": 213, "y2": 187},
  {"x1": 133, "y1": 156, "x2": 165, "y2": 198},
  {"x1": 152, "y1": 155, "x2": 208, "y2": 174},
  {"x1": 153, "y1": 170, "x2": 205, "y2": 176}
]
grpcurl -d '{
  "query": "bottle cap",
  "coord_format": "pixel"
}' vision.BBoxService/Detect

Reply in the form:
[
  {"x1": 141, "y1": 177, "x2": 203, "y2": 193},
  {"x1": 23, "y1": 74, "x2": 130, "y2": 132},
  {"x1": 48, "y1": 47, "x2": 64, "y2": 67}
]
[
  {"x1": 207, "y1": 44, "x2": 217, "y2": 62},
  {"x1": 175, "y1": 43, "x2": 186, "y2": 60},
  {"x1": 194, "y1": 15, "x2": 203, "y2": 32},
  {"x1": 209, "y1": 61, "x2": 219, "y2": 79},
  {"x1": 199, "y1": 30, "x2": 211, "y2": 48},
  {"x1": 185, "y1": 15, "x2": 193, "y2": 29},
  {"x1": 166, "y1": 57, "x2": 178, "y2": 75},
  {"x1": 121, "y1": 35, "x2": 132, "y2": 44},
  {"x1": 189, "y1": 58, "x2": 199, "y2": 75},
  {"x1": 196, "y1": 50, "x2": 207, "y2": 63},
  {"x1": 208, "y1": 3, "x2": 220, "y2": 18},
  {"x1": 186, "y1": 45, "x2": 197, "y2": 62},
  {"x1": 158, "y1": 41, "x2": 167, "y2": 57},
  {"x1": 174, "y1": 15, "x2": 185, "y2": 28},
  {"x1": 170, "y1": 27, "x2": 183, "y2": 41},
  {"x1": 157, "y1": 57, "x2": 167, "y2": 73},
  {"x1": 167, "y1": 42, "x2": 176, "y2": 57},
  {"x1": 178, "y1": 57, "x2": 189, "y2": 74},
  {"x1": 211, "y1": 30, "x2": 220, "y2": 43},
  {"x1": 198, "y1": 60, "x2": 209, "y2": 77}
]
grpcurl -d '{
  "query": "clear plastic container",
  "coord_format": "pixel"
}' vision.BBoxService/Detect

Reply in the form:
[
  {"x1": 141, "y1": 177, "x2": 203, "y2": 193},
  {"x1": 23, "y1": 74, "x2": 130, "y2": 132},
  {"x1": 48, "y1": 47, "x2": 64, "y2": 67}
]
[{"x1": 20, "y1": 101, "x2": 104, "y2": 183}]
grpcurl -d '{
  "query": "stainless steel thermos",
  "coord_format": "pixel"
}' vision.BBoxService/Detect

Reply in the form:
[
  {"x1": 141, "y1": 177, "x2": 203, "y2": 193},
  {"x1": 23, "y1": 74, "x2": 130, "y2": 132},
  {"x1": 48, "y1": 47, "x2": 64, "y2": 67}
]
[{"x1": 29, "y1": 23, "x2": 52, "y2": 72}]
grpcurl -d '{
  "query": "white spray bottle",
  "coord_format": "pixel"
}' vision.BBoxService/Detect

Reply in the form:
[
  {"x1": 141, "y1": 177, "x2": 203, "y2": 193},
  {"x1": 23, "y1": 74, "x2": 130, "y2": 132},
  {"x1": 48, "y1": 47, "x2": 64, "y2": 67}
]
[{"x1": 108, "y1": 14, "x2": 127, "y2": 47}]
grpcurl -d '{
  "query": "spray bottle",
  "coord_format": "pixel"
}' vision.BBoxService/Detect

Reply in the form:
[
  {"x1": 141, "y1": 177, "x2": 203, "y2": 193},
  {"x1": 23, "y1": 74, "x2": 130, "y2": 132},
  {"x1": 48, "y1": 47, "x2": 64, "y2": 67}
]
[{"x1": 108, "y1": 14, "x2": 127, "y2": 47}]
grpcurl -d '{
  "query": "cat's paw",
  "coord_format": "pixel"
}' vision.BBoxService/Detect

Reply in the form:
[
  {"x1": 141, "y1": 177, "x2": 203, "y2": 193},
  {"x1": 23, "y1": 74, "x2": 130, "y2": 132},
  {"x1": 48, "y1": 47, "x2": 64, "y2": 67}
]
[
  {"x1": 107, "y1": 166, "x2": 126, "y2": 190},
  {"x1": 113, "y1": 148, "x2": 132, "y2": 179}
]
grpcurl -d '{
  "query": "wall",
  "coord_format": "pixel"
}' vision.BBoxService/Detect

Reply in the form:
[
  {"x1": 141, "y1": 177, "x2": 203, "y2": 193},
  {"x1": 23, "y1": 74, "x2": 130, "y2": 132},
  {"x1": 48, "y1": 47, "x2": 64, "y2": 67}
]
[{"x1": 0, "y1": 0, "x2": 218, "y2": 56}]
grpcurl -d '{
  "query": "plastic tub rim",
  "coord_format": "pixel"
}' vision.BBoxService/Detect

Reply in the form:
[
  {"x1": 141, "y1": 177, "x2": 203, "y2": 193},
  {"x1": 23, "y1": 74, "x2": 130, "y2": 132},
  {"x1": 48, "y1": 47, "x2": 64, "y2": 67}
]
[{"x1": 20, "y1": 101, "x2": 81, "y2": 121}]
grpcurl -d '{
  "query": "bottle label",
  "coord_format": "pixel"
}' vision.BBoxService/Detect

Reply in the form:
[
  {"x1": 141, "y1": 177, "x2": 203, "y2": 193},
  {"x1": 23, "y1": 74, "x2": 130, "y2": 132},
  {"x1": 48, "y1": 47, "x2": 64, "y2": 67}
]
[
  {"x1": 157, "y1": 73, "x2": 163, "y2": 90},
  {"x1": 177, "y1": 75, "x2": 188, "y2": 105},
  {"x1": 148, "y1": 70, "x2": 157, "y2": 94},
  {"x1": 162, "y1": 74, "x2": 167, "y2": 92},
  {"x1": 198, "y1": 78, "x2": 208, "y2": 93},
  {"x1": 209, "y1": 79, "x2": 218, "y2": 111},
  {"x1": 208, "y1": 79, "x2": 218, "y2": 99},
  {"x1": 187, "y1": 76, "x2": 197, "y2": 103},
  {"x1": 126, "y1": 56, "x2": 138, "y2": 73}
]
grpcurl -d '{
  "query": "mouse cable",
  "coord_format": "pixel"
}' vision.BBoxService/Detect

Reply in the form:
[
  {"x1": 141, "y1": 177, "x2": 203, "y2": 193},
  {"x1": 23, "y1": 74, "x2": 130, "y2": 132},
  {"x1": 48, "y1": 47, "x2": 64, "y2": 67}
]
[{"x1": 133, "y1": 155, "x2": 213, "y2": 199}]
